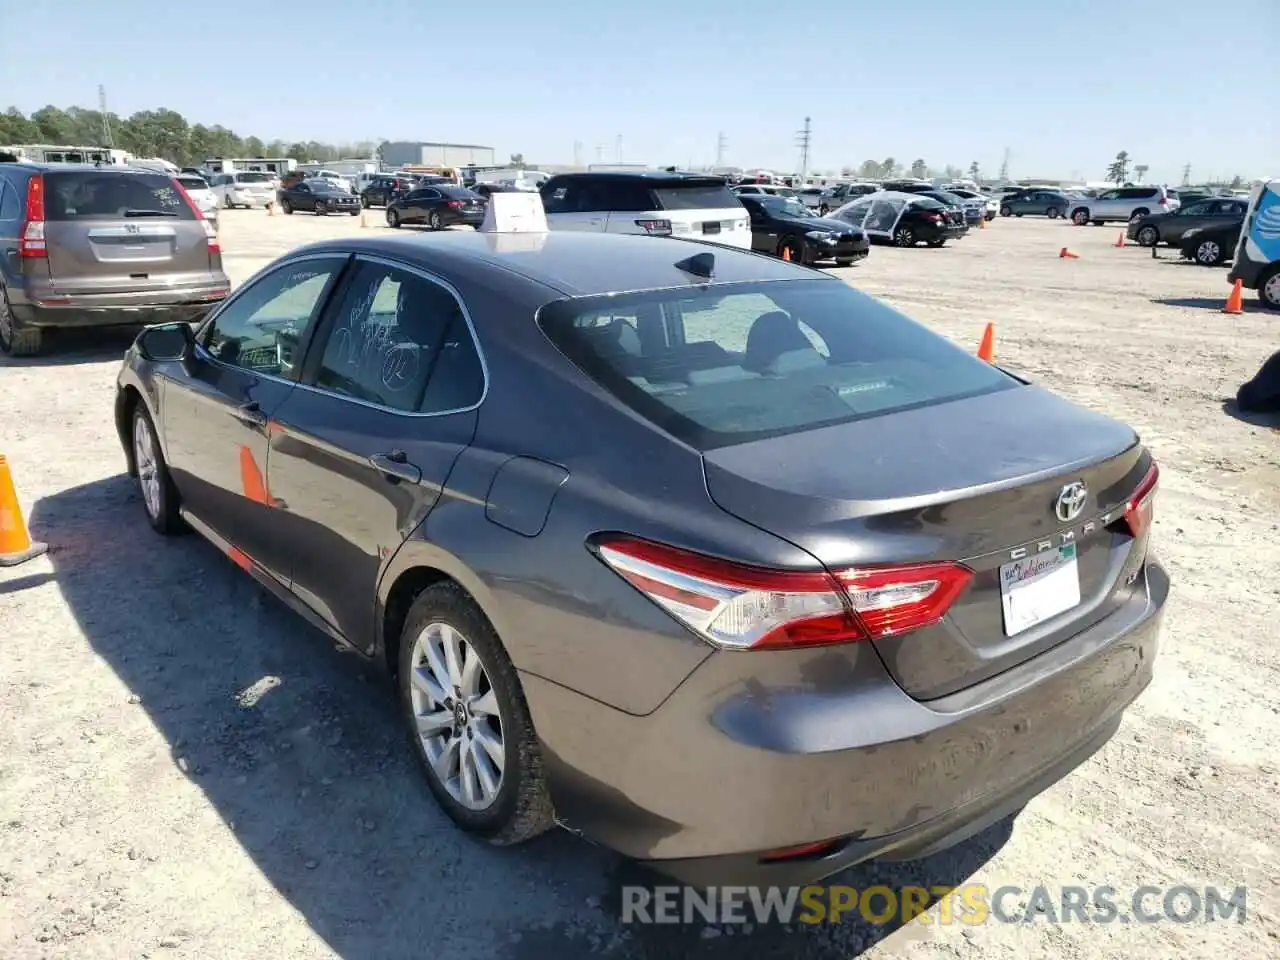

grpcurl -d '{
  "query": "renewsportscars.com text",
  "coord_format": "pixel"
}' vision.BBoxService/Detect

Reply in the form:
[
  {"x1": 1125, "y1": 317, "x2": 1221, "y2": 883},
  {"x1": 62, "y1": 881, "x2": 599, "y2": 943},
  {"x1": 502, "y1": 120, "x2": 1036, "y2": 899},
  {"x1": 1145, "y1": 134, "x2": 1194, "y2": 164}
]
[{"x1": 621, "y1": 884, "x2": 1248, "y2": 926}]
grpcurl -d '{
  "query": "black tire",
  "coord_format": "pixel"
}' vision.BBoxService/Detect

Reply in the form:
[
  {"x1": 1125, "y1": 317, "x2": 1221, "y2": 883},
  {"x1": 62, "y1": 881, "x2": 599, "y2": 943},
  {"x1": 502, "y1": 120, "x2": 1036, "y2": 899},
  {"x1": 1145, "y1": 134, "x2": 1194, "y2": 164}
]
[
  {"x1": 387, "y1": 208, "x2": 401, "y2": 228},
  {"x1": 349, "y1": 209, "x2": 359, "y2": 216},
  {"x1": 428, "y1": 211, "x2": 442, "y2": 230},
  {"x1": 1136, "y1": 225, "x2": 1159, "y2": 247},
  {"x1": 1193, "y1": 238, "x2": 1226, "y2": 266},
  {"x1": 397, "y1": 582, "x2": 554, "y2": 845},
  {"x1": 999, "y1": 205, "x2": 1012, "y2": 217},
  {"x1": 893, "y1": 225, "x2": 915, "y2": 247},
  {"x1": 835, "y1": 258, "x2": 855, "y2": 266},
  {"x1": 361, "y1": 195, "x2": 371, "y2": 208},
  {"x1": 1130, "y1": 208, "x2": 1149, "y2": 221},
  {"x1": 131, "y1": 403, "x2": 185, "y2": 536},
  {"x1": 984, "y1": 211, "x2": 996, "y2": 221},
  {"x1": 281, "y1": 199, "x2": 293, "y2": 215},
  {"x1": 315, "y1": 200, "x2": 328, "y2": 216},
  {"x1": 926, "y1": 239, "x2": 946, "y2": 248},
  {"x1": 1046, "y1": 207, "x2": 1061, "y2": 219},
  {"x1": 1071, "y1": 208, "x2": 1090, "y2": 225},
  {"x1": 1259, "y1": 265, "x2": 1280, "y2": 311},
  {"x1": 819, "y1": 204, "x2": 830, "y2": 216},
  {"x1": 0, "y1": 288, "x2": 43, "y2": 356},
  {"x1": 1015, "y1": 213, "x2": 1024, "y2": 217}
]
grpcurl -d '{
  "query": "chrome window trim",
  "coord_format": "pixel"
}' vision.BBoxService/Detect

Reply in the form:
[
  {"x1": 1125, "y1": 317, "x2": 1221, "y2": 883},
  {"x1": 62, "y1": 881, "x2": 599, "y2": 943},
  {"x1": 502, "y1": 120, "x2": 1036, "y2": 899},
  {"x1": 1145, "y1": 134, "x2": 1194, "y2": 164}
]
[{"x1": 194, "y1": 251, "x2": 490, "y2": 420}]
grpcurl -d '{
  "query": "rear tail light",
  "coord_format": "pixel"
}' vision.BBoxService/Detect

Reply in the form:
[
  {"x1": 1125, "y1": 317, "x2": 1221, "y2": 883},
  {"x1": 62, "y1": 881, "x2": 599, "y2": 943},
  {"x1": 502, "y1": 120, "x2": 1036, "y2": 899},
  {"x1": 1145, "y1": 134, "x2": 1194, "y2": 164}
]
[
  {"x1": 448, "y1": 200, "x2": 464, "y2": 209},
  {"x1": 1158, "y1": 197, "x2": 1169, "y2": 206},
  {"x1": 19, "y1": 175, "x2": 47, "y2": 259},
  {"x1": 634, "y1": 218, "x2": 673, "y2": 236},
  {"x1": 922, "y1": 212, "x2": 943, "y2": 223},
  {"x1": 593, "y1": 535, "x2": 972, "y2": 650},
  {"x1": 1122, "y1": 461, "x2": 1159, "y2": 539}
]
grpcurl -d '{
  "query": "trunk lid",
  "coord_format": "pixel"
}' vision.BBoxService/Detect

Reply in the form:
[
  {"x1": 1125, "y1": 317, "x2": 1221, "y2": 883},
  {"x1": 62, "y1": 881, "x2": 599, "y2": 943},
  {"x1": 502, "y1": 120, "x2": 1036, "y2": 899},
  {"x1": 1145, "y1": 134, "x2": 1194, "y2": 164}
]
[{"x1": 702, "y1": 385, "x2": 1150, "y2": 701}]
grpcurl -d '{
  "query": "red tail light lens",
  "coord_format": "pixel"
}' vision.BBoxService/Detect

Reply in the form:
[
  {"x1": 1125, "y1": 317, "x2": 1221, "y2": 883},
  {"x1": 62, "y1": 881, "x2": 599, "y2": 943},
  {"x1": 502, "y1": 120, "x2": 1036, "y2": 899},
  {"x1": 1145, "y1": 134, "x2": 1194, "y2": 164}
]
[
  {"x1": 1158, "y1": 197, "x2": 1169, "y2": 206},
  {"x1": 19, "y1": 175, "x2": 47, "y2": 259},
  {"x1": 593, "y1": 536, "x2": 971, "y2": 650},
  {"x1": 448, "y1": 199, "x2": 464, "y2": 209},
  {"x1": 171, "y1": 176, "x2": 221, "y2": 255},
  {"x1": 634, "y1": 218, "x2": 673, "y2": 236},
  {"x1": 1122, "y1": 461, "x2": 1159, "y2": 539}
]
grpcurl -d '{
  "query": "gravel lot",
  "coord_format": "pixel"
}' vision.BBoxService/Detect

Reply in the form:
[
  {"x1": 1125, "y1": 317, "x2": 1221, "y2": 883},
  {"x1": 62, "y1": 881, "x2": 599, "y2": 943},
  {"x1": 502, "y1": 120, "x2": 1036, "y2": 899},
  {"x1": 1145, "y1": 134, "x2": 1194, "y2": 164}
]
[{"x1": 1, "y1": 209, "x2": 1277, "y2": 960}]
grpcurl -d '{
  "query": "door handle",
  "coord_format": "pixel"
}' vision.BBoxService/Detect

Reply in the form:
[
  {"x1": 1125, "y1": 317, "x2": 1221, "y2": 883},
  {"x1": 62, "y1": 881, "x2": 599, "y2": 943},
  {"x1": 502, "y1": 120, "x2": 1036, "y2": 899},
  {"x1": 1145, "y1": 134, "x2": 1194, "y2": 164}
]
[
  {"x1": 232, "y1": 400, "x2": 267, "y2": 427},
  {"x1": 368, "y1": 451, "x2": 422, "y2": 484}
]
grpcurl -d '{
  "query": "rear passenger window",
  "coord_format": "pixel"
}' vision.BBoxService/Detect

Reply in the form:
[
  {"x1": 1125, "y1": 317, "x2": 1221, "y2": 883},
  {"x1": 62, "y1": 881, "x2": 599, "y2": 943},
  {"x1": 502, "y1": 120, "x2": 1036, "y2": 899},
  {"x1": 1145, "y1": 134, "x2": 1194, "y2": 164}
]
[
  {"x1": 202, "y1": 258, "x2": 346, "y2": 378},
  {"x1": 314, "y1": 261, "x2": 483, "y2": 414}
]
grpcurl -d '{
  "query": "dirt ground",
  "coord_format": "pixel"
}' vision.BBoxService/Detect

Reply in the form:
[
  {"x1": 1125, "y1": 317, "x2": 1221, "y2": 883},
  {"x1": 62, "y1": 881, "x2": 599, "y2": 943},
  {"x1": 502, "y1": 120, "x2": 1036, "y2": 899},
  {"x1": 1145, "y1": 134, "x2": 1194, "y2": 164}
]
[{"x1": 1, "y1": 209, "x2": 1277, "y2": 960}]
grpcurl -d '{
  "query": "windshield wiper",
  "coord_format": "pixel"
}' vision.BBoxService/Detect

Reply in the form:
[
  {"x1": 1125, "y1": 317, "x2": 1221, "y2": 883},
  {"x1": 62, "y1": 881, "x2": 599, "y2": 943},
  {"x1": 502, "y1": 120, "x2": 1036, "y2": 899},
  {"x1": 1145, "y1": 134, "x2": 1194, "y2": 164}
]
[{"x1": 123, "y1": 209, "x2": 179, "y2": 218}]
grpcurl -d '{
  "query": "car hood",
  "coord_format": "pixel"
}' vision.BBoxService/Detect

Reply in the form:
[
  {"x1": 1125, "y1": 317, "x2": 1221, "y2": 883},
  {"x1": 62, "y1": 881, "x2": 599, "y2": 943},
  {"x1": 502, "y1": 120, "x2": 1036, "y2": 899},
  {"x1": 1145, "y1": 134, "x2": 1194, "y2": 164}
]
[{"x1": 791, "y1": 215, "x2": 865, "y2": 235}]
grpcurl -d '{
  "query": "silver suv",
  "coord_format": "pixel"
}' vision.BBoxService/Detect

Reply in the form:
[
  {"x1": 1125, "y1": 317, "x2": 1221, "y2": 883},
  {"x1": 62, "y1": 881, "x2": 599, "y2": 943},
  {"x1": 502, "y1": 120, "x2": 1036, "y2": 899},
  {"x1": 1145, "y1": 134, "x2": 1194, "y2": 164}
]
[
  {"x1": 0, "y1": 164, "x2": 229, "y2": 356},
  {"x1": 1068, "y1": 185, "x2": 1179, "y2": 225}
]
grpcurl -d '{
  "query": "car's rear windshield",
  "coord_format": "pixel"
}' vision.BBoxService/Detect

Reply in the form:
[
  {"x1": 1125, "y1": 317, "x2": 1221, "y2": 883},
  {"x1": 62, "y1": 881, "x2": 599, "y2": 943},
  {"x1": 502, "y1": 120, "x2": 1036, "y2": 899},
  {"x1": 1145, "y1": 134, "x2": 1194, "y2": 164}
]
[
  {"x1": 538, "y1": 279, "x2": 1018, "y2": 450},
  {"x1": 235, "y1": 172, "x2": 272, "y2": 183},
  {"x1": 177, "y1": 176, "x2": 208, "y2": 190},
  {"x1": 43, "y1": 171, "x2": 195, "y2": 220},
  {"x1": 911, "y1": 197, "x2": 947, "y2": 211},
  {"x1": 438, "y1": 185, "x2": 477, "y2": 199},
  {"x1": 651, "y1": 182, "x2": 743, "y2": 211}
]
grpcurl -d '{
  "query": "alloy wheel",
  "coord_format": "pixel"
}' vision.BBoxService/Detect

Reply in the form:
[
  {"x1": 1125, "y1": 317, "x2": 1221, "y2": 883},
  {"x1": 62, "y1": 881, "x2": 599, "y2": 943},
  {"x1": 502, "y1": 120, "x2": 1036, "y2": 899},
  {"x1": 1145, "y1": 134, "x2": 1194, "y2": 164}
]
[
  {"x1": 1196, "y1": 241, "x2": 1220, "y2": 265},
  {"x1": 408, "y1": 621, "x2": 505, "y2": 810},
  {"x1": 1263, "y1": 274, "x2": 1280, "y2": 309},
  {"x1": 1138, "y1": 226, "x2": 1159, "y2": 247},
  {"x1": 133, "y1": 415, "x2": 162, "y2": 521}
]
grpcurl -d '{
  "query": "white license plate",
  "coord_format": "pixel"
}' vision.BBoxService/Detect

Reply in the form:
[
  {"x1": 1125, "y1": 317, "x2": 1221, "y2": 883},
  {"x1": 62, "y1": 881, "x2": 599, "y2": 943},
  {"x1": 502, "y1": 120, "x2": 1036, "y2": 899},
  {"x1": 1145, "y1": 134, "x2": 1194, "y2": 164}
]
[{"x1": 998, "y1": 544, "x2": 1081, "y2": 636}]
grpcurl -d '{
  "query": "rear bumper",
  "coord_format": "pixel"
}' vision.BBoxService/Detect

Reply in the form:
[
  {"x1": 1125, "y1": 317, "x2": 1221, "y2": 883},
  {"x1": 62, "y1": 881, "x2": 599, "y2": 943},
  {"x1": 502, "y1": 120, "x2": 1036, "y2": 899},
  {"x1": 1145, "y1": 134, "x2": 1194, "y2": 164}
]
[
  {"x1": 529, "y1": 558, "x2": 1168, "y2": 886},
  {"x1": 11, "y1": 287, "x2": 228, "y2": 329}
]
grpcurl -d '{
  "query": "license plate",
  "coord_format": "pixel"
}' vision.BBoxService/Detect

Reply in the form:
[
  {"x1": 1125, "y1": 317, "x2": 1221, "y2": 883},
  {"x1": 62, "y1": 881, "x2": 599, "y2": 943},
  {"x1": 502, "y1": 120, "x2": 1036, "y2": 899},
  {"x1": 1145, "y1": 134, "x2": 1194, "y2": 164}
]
[{"x1": 998, "y1": 544, "x2": 1081, "y2": 636}]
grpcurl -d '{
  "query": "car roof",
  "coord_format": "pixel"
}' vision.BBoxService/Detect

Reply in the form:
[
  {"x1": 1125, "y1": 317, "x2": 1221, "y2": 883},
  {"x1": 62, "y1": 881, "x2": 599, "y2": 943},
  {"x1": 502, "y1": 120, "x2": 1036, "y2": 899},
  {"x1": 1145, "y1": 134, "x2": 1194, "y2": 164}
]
[
  {"x1": 295, "y1": 231, "x2": 824, "y2": 299},
  {"x1": 548, "y1": 171, "x2": 726, "y2": 185}
]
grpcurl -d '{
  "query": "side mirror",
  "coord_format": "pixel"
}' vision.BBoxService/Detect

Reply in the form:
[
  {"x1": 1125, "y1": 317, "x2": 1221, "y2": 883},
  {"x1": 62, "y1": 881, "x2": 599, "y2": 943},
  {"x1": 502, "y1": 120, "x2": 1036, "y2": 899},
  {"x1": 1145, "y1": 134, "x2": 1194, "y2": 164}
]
[{"x1": 136, "y1": 321, "x2": 195, "y2": 362}]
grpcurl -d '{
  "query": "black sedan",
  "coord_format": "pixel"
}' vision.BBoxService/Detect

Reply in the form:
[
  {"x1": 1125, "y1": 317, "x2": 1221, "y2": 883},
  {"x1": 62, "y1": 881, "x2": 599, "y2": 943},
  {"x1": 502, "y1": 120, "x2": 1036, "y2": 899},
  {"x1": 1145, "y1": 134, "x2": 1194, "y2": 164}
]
[
  {"x1": 1127, "y1": 197, "x2": 1248, "y2": 248},
  {"x1": 386, "y1": 185, "x2": 485, "y2": 230},
  {"x1": 1178, "y1": 221, "x2": 1242, "y2": 266},
  {"x1": 278, "y1": 180, "x2": 361, "y2": 216},
  {"x1": 739, "y1": 195, "x2": 869, "y2": 266},
  {"x1": 113, "y1": 230, "x2": 1166, "y2": 887},
  {"x1": 360, "y1": 175, "x2": 416, "y2": 208}
]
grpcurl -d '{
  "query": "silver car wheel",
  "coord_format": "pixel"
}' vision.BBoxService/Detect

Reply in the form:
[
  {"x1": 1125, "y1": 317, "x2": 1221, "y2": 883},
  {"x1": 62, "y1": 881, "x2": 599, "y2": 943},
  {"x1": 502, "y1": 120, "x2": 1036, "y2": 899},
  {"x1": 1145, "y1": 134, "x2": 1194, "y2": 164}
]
[
  {"x1": 133, "y1": 415, "x2": 161, "y2": 521},
  {"x1": 1196, "y1": 241, "x2": 1220, "y2": 265},
  {"x1": 1263, "y1": 273, "x2": 1280, "y2": 308},
  {"x1": 408, "y1": 621, "x2": 505, "y2": 810}
]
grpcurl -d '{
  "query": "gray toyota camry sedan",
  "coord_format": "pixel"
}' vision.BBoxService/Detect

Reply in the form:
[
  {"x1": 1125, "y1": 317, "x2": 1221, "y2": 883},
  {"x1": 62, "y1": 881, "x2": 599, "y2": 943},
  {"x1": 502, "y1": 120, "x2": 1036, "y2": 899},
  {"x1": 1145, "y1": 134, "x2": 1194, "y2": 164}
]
[{"x1": 114, "y1": 230, "x2": 1168, "y2": 885}]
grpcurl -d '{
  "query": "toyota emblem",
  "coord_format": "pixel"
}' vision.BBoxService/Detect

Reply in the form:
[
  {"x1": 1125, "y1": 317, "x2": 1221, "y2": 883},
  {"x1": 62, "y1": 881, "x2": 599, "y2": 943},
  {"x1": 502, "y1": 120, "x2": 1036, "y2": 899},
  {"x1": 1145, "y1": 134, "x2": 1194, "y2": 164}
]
[{"x1": 1055, "y1": 482, "x2": 1088, "y2": 523}]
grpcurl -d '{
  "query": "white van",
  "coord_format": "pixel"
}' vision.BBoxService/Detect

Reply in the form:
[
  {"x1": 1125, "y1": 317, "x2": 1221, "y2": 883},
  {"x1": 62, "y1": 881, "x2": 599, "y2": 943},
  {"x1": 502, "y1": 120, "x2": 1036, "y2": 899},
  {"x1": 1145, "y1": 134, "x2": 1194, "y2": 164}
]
[{"x1": 538, "y1": 172, "x2": 750, "y2": 249}]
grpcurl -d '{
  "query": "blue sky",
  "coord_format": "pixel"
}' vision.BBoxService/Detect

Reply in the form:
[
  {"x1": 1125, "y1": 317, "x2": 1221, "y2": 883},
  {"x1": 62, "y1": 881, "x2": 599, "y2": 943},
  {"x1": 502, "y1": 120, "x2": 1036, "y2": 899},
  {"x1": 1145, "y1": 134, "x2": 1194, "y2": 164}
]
[{"x1": 1, "y1": 0, "x2": 1274, "y2": 182}]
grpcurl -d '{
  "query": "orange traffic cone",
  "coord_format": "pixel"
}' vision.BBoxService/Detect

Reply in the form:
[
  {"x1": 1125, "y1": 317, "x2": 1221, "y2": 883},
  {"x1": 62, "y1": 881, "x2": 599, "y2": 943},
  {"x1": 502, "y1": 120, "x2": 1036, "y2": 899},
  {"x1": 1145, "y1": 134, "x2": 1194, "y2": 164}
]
[
  {"x1": 781, "y1": 246, "x2": 791, "y2": 262},
  {"x1": 1223, "y1": 279, "x2": 1244, "y2": 315},
  {"x1": 977, "y1": 323, "x2": 996, "y2": 363},
  {"x1": 0, "y1": 455, "x2": 48, "y2": 567},
  {"x1": 1114, "y1": 232, "x2": 1126, "y2": 248},
  {"x1": 1059, "y1": 247, "x2": 1079, "y2": 259}
]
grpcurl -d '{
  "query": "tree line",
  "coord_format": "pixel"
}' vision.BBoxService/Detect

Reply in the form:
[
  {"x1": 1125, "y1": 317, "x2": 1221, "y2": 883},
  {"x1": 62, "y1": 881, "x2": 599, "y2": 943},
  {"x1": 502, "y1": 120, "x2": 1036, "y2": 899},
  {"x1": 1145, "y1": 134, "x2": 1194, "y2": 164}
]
[{"x1": 0, "y1": 104, "x2": 373, "y2": 166}]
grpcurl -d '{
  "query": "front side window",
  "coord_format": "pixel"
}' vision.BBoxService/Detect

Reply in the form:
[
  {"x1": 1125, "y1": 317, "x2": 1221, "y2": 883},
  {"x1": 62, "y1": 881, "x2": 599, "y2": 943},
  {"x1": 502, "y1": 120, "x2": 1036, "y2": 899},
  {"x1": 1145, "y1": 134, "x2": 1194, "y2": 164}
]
[
  {"x1": 314, "y1": 261, "x2": 484, "y2": 413},
  {"x1": 202, "y1": 257, "x2": 347, "y2": 377},
  {"x1": 539, "y1": 279, "x2": 1017, "y2": 450}
]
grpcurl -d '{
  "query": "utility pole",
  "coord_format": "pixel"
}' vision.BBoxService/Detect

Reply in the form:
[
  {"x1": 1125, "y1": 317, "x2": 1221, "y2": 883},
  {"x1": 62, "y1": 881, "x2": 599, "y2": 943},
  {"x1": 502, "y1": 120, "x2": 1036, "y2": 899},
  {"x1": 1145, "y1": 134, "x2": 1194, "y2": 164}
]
[
  {"x1": 795, "y1": 116, "x2": 811, "y2": 186},
  {"x1": 1181, "y1": 163, "x2": 1191, "y2": 186},
  {"x1": 715, "y1": 131, "x2": 727, "y2": 168},
  {"x1": 998, "y1": 146, "x2": 1010, "y2": 182},
  {"x1": 98, "y1": 84, "x2": 114, "y2": 148},
  {"x1": 573, "y1": 140, "x2": 583, "y2": 167}
]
